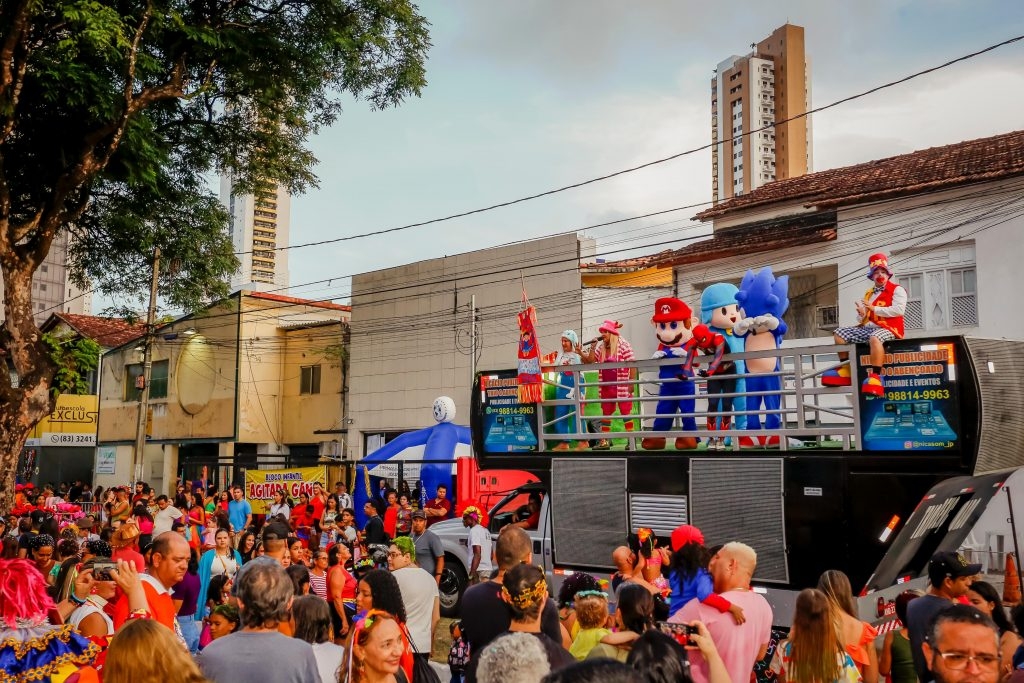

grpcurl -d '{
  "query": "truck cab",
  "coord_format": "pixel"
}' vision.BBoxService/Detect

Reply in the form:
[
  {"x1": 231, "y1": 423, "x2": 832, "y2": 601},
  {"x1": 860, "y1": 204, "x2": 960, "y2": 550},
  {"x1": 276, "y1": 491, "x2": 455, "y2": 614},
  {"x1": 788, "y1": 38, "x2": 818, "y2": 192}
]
[{"x1": 430, "y1": 482, "x2": 553, "y2": 616}]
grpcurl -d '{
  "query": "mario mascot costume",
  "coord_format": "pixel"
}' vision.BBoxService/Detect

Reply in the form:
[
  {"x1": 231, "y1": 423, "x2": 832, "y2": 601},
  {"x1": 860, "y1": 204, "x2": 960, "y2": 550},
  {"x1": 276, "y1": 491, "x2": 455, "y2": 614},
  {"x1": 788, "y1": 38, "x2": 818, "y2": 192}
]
[
  {"x1": 734, "y1": 267, "x2": 789, "y2": 448},
  {"x1": 642, "y1": 297, "x2": 699, "y2": 451},
  {"x1": 821, "y1": 253, "x2": 907, "y2": 397},
  {"x1": 700, "y1": 283, "x2": 746, "y2": 432}
]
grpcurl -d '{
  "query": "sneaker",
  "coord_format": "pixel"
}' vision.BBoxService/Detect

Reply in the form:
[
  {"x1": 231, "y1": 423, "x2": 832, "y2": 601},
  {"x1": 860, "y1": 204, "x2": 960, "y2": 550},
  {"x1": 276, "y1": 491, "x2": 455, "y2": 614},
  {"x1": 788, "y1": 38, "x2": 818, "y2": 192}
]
[
  {"x1": 573, "y1": 441, "x2": 590, "y2": 451},
  {"x1": 552, "y1": 442, "x2": 570, "y2": 451},
  {"x1": 715, "y1": 438, "x2": 727, "y2": 451},
  {"x1": 861, "y1": 371, "x2": 885, "y2": 397},
  {"x1": 593, "y1": 439, "x2": 611, "y2": 450},
  {"x1": 821, "y1": 364, "x2": 852, "y2": 387}
]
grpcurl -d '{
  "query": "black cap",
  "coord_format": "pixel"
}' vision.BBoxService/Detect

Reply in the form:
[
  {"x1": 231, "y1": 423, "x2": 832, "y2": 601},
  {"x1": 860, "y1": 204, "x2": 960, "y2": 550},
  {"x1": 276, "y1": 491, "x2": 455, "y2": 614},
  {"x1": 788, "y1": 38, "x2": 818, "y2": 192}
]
[
  {"x1": 929, "y1": 551, "x2": 982, "y2": 584},
  {"x1": 262, "y1": 520, "x2": 291, "y2": 543},
  {"x1": 411, "y1": 510, "x2": 426, "y2": 520}
]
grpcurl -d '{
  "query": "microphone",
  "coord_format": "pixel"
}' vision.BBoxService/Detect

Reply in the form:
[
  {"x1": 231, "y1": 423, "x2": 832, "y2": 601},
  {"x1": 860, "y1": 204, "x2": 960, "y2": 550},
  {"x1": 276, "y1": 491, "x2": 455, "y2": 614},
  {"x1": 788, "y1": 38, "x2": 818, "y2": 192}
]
[{"x1": 583, "y1": 336, "x2": 602, "y2": 346}]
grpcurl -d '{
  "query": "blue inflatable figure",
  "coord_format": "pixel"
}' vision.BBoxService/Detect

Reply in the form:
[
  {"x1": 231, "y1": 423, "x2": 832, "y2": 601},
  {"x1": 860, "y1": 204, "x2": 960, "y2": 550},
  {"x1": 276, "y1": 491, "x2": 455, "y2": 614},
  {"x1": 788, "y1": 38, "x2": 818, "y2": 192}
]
[
  {"x1": 700, "y1": 283, "x2": 746, "y2": 435},
  {"x1": 733, "y1": 268, "x2": 789, "y2": 448}
]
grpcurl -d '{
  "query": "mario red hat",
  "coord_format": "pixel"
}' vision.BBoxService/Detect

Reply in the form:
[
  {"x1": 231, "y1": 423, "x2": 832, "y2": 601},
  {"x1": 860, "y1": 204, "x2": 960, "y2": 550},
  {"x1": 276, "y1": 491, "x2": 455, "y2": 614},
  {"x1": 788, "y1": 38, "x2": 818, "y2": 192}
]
[
  {"x1": 867, "y1": 252, "x2": 893, "y2": 279},
  {"x1": 598, "y1": 320, "x2": 623, "y2": 335},
  {"x1": 671, "y1": 524, "x2": 705, "y2": 552},
  {"x1": 652, "y1": 297, "x2": 693, "y2": 324}
]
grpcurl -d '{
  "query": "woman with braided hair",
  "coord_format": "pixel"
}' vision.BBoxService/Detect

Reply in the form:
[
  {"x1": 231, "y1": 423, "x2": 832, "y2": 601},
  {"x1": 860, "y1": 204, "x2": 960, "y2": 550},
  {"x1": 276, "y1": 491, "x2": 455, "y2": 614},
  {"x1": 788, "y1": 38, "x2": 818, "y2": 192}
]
[
  {"x1": 28, "y1": 532, "x2": 56, "y2": 578},
  {"x1": 467, "y1": 563, "x2": 575, "y2": 681}
]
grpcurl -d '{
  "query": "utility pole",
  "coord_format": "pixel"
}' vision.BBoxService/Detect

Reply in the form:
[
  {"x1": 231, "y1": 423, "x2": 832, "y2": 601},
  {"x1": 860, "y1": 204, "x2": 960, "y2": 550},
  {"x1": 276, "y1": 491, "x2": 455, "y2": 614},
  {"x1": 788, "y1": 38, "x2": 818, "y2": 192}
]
[
  {"x1": 470, "y1": 294, "x2": 477, "y2": 384},
  {"x1": 132, "y1": 247, "x2": 161, "y2": 487}
]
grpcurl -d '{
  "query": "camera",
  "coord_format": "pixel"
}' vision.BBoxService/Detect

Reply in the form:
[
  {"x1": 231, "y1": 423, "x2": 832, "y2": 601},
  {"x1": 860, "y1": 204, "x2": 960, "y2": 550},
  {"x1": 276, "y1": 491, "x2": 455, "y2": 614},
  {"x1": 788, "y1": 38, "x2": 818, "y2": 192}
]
[
  {"x1": 657, "y1": 621, "x2": 698, "y2": 646},
  {"x1": 92, "y1": 559, "x2": 117, "y2": 581}
]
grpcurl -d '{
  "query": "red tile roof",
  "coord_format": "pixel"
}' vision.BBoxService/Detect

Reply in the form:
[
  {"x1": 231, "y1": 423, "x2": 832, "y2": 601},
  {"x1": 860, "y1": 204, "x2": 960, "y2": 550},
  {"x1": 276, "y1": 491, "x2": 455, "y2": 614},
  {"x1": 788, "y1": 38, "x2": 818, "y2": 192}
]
[
  {"x1": 696, "y1": 129, "x2": 1024, "y2": 221},
  {"x1": 45, "y1": 313, "x2": 147, "y2": 348},
  {"x1": 580, "y1": 249, "x2": 678, "y2": 272},
  {"x1": 245, "y1": 291, "x2": 351, "y2": 312},
  {"x1": 654, "y1": 213, "x2": 837, "y2": 269}
]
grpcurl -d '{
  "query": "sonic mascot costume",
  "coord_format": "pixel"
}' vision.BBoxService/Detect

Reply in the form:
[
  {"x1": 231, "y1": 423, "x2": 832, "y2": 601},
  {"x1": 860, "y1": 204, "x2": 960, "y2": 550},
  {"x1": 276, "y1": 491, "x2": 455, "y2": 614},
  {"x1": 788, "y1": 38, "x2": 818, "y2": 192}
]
[
  {"x1": 642, "y1": 297, "x2": 699, "y2": 450},
  {"x1": 733, "y1": 267, "x2": 789, "y2": 448},
  {"x1": 700, "y1": 283, "x2": 746, "y2": 433}
]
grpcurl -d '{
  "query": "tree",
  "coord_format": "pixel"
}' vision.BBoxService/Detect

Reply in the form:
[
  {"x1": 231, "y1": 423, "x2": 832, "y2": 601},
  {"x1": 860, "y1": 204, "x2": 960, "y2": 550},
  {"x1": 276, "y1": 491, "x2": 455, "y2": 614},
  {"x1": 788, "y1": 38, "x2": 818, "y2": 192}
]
[{"x1": 0, "y1": 0, "x2": 430, "y2": 510}]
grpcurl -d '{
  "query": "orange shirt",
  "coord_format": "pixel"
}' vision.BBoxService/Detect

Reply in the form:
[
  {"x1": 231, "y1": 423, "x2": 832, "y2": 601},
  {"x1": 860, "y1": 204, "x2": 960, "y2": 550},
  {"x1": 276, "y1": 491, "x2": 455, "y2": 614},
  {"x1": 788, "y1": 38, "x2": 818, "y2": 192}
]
[{"x1": 112, "y1": 576, "x2": 177, "y2": 632}]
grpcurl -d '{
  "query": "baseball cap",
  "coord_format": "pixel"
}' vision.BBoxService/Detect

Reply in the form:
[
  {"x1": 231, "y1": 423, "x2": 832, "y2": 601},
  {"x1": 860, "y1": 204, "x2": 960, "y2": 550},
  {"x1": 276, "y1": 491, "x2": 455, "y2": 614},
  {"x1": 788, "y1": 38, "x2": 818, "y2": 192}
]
[
  {"x1": 928, "y1": 551, "x2": 982, "y2": 584},
  {"x1": 262, "y1": 520, "x2": 291, "y2": 543},
  {"x1": 411, "y1": 510, "x2": 426, "y2": 520},
  {"x1": 670, "y1": 524, "x2": 705, "y2": 552}
]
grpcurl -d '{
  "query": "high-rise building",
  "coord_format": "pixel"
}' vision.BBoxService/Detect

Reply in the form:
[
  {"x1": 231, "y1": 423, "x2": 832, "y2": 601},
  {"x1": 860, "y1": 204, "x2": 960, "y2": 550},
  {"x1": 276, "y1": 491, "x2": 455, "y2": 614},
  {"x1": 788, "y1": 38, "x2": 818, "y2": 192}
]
[
  {"x1": 0, "y1": 232, "x2": 93, "y2": 325},
  {"x1": 221, "y1": 177, "x2": 291, "y2": 292},
  {"x1": 711, "y1": 23, "x2": 812, "y2": 203}
]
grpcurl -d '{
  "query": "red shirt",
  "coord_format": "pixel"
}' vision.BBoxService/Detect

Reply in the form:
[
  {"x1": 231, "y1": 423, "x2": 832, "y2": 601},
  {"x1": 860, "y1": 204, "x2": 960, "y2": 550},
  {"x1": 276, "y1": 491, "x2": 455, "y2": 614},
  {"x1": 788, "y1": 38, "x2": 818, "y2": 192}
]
[
  {"x1": 112, "y1": 547, "x2": 145, "y2": 572},
  {"x1": 310, "y1": 495, "x2": 326, "y2": 526},
  {"x1": 424, "y1": 498, "x2": 451, "y2": 527},
  {"x1": 383, "y1": 506, "x2": 398, "y2": 538},
  {"x1": 112, "y1": 576, "x2": 177, "y2": 632}
]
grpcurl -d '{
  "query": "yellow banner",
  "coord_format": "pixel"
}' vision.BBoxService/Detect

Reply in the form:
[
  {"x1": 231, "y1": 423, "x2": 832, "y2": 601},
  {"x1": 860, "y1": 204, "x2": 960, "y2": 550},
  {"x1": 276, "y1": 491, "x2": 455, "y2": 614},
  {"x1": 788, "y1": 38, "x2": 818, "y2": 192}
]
[
  {"x1": 244, "y1": 466, "x2": 327, "y2": 515},
  {"x1": 27, "y1": 394, "x2": 98, "y2": 447}
]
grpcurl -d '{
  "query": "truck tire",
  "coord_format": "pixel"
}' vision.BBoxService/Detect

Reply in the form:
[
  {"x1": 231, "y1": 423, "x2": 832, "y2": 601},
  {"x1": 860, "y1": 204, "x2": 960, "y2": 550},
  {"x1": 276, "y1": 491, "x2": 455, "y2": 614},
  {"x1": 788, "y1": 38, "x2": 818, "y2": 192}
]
[{"x1": 439, "y1": 554, "x2": 468, "y2": 617}]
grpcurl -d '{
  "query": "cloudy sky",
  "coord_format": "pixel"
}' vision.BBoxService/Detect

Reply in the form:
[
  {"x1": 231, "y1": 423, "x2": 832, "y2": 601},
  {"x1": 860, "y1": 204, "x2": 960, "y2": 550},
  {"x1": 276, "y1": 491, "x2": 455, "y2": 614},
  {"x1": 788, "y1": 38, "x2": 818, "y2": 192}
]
[{"x1": 264, "y1": 0, "x2": 1023, "y2": 304}]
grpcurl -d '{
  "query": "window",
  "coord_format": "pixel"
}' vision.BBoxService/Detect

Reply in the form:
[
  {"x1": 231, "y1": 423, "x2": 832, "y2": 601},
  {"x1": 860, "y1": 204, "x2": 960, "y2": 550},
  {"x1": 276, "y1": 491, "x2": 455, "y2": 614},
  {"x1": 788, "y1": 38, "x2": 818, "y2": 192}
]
[
  {"x1": 41, "y1": 265, "x2": 48, "y2": 273},
  {"x1": 300, "y1": 364, "x2": 322, "y2": 395},
  {"x1": 899, "y1": 266, "x2": 977, "y2": 330},
  {"x1": 124, "y1": 360, "x2": 169, "y2": 401}
]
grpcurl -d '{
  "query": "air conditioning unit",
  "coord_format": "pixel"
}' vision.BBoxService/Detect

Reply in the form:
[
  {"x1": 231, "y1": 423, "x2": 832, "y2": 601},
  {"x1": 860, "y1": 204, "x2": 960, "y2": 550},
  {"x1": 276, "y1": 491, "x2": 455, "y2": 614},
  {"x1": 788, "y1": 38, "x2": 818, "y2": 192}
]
[
  {"x1": 318, "y1": 440, "x2": 341, "y2": 458},
  {"x1": 816, "y1": 305, "x2": 840, "y2": 331}
]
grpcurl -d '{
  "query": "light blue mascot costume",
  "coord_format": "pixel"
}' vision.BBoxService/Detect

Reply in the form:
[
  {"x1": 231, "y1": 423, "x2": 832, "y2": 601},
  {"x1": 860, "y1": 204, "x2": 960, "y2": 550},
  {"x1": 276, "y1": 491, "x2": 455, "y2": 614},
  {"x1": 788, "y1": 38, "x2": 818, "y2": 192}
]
[{"x1": 700, "y1": 283, "x2": 746, "y2": 432}]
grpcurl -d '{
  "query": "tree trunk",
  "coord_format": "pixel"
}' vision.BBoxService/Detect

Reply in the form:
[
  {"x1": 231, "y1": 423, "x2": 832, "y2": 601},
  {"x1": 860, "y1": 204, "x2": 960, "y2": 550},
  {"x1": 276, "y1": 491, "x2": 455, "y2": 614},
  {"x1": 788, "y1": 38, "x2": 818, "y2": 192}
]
[{"x1": 0, "y1": 261, "x2": 55, "y2": 513}]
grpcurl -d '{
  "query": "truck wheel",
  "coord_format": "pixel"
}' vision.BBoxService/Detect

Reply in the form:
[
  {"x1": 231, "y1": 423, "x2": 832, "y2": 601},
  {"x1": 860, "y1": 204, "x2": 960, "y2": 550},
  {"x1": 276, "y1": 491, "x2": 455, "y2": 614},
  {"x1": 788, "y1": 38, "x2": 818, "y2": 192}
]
[{"x1": 439, "y1": 555, "x2": 468, "y2": 617}]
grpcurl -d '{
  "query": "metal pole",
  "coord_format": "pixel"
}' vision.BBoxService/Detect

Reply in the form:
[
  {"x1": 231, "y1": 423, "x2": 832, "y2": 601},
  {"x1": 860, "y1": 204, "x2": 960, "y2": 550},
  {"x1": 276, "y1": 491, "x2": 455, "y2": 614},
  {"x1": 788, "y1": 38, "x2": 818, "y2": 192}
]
[
  {"x1": 470, "y1": 294, "x2": 477, "y2": 383},
  {"x1": 132, "y1": 247, "x2": 161, "y2": 488}
]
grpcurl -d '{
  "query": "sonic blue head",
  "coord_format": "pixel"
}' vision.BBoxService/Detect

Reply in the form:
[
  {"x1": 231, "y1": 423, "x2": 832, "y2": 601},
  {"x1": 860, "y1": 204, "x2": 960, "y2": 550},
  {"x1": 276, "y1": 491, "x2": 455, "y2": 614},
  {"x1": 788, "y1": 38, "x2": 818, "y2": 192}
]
[
  {"x1": 735, "y1": 268, "x2": 790, "y2": 320},
  {"x1": 700, "y1": 283, "x2": 741, "y2": 327}
]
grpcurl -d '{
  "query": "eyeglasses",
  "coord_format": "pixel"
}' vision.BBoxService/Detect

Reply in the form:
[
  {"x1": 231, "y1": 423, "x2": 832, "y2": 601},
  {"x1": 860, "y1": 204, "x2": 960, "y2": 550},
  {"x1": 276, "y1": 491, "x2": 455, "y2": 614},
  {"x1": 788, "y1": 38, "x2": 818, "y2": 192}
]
[
  {"x1": 387, "y1": 551, "x2": 405, "y2": 558},
  {"x1": 933, "y1": 649, "x2": 1000, "y2": 670}
]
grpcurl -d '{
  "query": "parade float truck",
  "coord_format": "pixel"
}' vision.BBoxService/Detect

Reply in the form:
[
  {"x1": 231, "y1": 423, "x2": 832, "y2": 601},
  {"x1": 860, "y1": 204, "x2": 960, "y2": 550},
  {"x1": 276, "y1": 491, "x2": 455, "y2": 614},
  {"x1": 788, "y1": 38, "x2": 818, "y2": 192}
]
[{"x1": 428, "y1": 335, "x2": 1024, "y2": 631}]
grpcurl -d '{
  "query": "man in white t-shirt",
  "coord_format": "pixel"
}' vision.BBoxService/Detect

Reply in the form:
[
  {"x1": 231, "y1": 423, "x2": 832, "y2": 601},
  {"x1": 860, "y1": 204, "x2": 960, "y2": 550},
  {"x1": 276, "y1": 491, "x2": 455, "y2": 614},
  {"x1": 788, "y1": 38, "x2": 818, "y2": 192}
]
[
  {"x1": 388, "y1": 537, "x2": 439, "y2": 660},
  {"x1": 671, "y1": 542, "x2": 772, "y2": 683},
  {"x1": 462, "y1": 506, "x2": 492, "y2": 584},
  {"x1": 152, "y1": 495, "x2": 184, "y2": 536}
]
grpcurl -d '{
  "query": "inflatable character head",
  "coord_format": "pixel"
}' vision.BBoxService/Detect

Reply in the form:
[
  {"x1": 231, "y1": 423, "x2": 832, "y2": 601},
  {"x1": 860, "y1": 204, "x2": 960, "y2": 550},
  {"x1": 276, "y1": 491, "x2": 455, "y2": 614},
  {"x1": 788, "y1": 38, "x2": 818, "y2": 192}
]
[
  {"x1": 651, "y1": 297, "x2": 695, "y2": 348},
  {"x1": 700, "y1": 283, "x2": 741, "y2": 331}
]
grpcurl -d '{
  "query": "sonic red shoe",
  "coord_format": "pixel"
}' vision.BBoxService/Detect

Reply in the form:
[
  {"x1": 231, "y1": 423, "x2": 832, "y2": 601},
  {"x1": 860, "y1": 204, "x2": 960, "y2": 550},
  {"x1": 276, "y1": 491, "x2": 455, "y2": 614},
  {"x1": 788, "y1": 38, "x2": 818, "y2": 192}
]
[
  {"x1": 821, "y1": 364, "x2": 852, "y2": 387},
  {"x1": 861, "y1": 371, "x2": 885, "y2": 397}
]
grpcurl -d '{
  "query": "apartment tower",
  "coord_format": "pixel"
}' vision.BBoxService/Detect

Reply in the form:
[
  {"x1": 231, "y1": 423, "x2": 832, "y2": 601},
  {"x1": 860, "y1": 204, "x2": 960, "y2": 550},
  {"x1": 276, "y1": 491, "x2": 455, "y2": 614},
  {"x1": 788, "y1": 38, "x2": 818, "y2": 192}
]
[
  {"x1": 221, "y1": 178, "x2": 291, "y2": 292},
  {"x1": 711, "y1": 23, "x2": 812, "y2": 202}
]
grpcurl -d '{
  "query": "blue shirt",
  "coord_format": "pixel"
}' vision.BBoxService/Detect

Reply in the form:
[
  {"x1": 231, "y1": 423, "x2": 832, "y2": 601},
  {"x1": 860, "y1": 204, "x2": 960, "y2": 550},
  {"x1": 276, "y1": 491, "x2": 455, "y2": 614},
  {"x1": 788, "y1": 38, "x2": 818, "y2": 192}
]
[{"x1": 228, "y1": 498, "x2": 252, "y2": 531}]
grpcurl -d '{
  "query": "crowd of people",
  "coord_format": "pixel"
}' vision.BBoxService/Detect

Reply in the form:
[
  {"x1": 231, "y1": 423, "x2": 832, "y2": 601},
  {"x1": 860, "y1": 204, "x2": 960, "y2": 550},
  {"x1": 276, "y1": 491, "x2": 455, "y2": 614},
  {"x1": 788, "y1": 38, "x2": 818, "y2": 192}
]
[{"x1": 1, "y1": 476, "x2": 1019, "y2": 683}]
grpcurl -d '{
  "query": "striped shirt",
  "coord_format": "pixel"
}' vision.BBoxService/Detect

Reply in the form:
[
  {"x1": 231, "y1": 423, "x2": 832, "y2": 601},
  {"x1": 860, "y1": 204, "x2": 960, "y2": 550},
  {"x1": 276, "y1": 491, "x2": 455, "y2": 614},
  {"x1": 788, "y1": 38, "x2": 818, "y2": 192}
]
[
  {"x1": 595, "y1": 337, "x2": 635, "y2": 398},
  {"x1": 309, "y1": 570, "x2": 328, "y2": 600}
]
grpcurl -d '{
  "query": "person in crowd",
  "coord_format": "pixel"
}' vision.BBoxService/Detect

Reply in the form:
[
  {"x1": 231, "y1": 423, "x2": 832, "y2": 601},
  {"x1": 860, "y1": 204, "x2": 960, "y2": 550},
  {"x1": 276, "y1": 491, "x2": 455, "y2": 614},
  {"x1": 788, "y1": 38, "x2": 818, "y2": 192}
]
[
  {"x1": 424, "y1": 484, "x2": 452, "y2": 527},
  {"x1": 289, "y1": 535, "x2": 308, "y2": 567},
  {"x1": 287, "y1": 563, "x2": 311, "y2": 595},
  {"x1": 228, "y1": 485, "x2": 253, "y2": 538},
  {"x1": 153, "y1": 494, "x2": 184, "y2": 536},
  {"x1": 111, "y1": 520, "x2": 146, "y2": 570},
  {"x1": 449, "y1": 620, "x2": 471, "y2": 683},
  {"x1": 818, "y1": 569, "x2": 879, "y2": 682},
  {"x1": 203, "y1": 510, "x2": 231, "y2": 550},
  {"x1": 770, "y1": 588, "x2": 861, "y2": 683},
  {"x1": 182, "y1": 489, "x2": 207, "y2": 551},
  {"x1": 672, "y1": 542, "x2": 773, "y2": 683},
  {"x1": 383, "y1": 489, "x2": 400, "y2": 539},
  {"x1": 545, "y1": 659, "x2": 642, "y2": 683},
  {"x1": 196, "y1": 527, "x2": 243, "y2": 622},
  {"x1": 309, "y1": 482, "x2": 329, "y2": 550},
  {"x1": 292, "y1": 594, "x2": 346, "y2": 683},
  {"x1": 569, "y1": 590, "x2": 612, "y2": 660},
  {"x1": 132, "y1": 502, "x2": 156, "y2": 548},
  {"x1": 629, "y1": 528, "x2": 669, "y2": 593},
  {"x1": 335, "y1": 482, "x2": 353, "y2": 511},
  {"x1": 66, "y1": 559, "x2": 117, "y2": 637},
  {"x1": 667, "y1": 525, "x2": 744, "y2": 623},
  {"x1": 967, "y1": 579, "x2": 1021, "y2": 675},
  {"x1": 28, "y1": 532, "x2": 56, "y2": 578},
  {"x1": 586, "y1": 583, "x2": 655, "y2": 662},
  {"x1": 175, "y1": 547, "x2": 203, "y2": 653},
  {"x1": 17, "y1": 509, "x2": 46, "y2": 557},
  {"x1": 328, "y1": 542, "x2": 358, "y2": 640},
  {"x1": 376, "y1": 478, "x2": 390, "y2": 503},
  {"x1": 113, "y1": 531, "x2": 191, "y2": 633},
  {"x1": 556, "y1": 571, "x2": 603, "y2": 644},
  {"x1": 511, "y1": 492, "x2": 542, "y2": 531},
  {"x1": 110, "y1": 487, "x2": 132, "y2": 525},
  {"x1": 339, "y1": 507, "x2": 359, "y2": 549},
  {"x1": 346, "y1": 609, "x2": 410, "y2": 683},
  {"x1": 921, "y1": 604, "x2": 1001, "y2": 683},
  {"x1": 354, "y1": 568, "x2": 408, "y2": 631},
  {"x1": 270, "y1": 488, "x2": 292, "y2": 521},
  {"x1": 577, "y1": 319, "x2": 637, "y2": 449},
  {"x1": 104, "y1": 618, "x2": 210, "y2": 683},
  {"x1": 49, "y1": 537, "x2": 79, "y2": 585},
  {"x1": 206, "y1": 575, "x2": 233, "y2": 612},
  {"x1": 238, "y1": 530, "x2": 259, "y2": 564},
  {"x1": 199, "y1": 559, "x2": 320, "y2": 683},
  {"x1": 321, "y1": 494, "x2": 342, "y2": 546},
  {"x1": 626, "y1": 626, "x2": 728, "y2": 683},
  {"x1": 0, "y1": 536, "x2": 15, "y2": 560},
  {"x1": 395, "y1": 494, "x2": 413, "y2": 537},
  {"x1": 208, "y1": 603, "x2": 241, "y2": 642},
  {"x1": 610, "y1": 545, "x2": 659, "y2": 596},
  {"x1": 410, "y1": 509, "x2": 444, "y2": 585},
  {"x1": 362, "y1": 499, "x2": 389, "y2": 559},
  {"x1": 388, "y1": 536, "x2": 439, "y2": 664},
  {"x1": 880, "y1": 590, "x2": 920, "y2": 683},
  {"x1": 466, "y1": 563, "x2": 574, "y2": 682},
  {"x1": 292, "y1": 492, "x2": 315, "y2": 548},
  {"x1": 548, "y1": 329, "x2": 584, "y2": 452},
  {"x1": 906, "y1": 550, "x2": 981, "y2": 683},
  {"x1": 262, "y1": 521, "x2": 293, "y2": 567},
  {"x1": 76, "y1": 514, "x2": 100, "y2": 547},
  {"x1": 461, "y1": 526, "x2": 562, "y2": 658},
  {"x1": 477, "y1": 631, "x2": 551, "y2": 683},
  {"x1": 400, "y1": 480, "x2": 413, "y2": 504},
  {"x1": 463, "y1": 506, "x2": 492, "y2": 585},
  {"x1": 310, "y1": 548, "x2": 330, "y2": 599}
]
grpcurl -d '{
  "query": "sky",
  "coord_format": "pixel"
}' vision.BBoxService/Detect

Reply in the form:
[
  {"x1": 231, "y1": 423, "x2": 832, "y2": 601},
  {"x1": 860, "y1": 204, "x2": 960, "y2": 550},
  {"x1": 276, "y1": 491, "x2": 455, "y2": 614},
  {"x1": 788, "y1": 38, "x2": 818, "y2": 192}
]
[{"x1": 223, "y1": 1, "x2": 1024, "y2": 306}]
